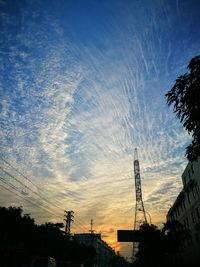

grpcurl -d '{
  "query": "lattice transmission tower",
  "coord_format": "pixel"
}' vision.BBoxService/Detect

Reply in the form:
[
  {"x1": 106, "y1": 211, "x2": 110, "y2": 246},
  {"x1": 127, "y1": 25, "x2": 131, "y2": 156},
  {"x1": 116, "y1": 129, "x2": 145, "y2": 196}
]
[
  {"x1": 64, "y1": 210, "x2": 74, "y2": 238},
  {"x1": 133, "y1": 148, "x2": 147, "y2": 230}
]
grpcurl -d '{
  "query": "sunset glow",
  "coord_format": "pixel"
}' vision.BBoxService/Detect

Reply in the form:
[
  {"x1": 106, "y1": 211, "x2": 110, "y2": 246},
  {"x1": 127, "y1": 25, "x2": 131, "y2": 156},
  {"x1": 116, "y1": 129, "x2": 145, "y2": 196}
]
[{"x1": 1, "y1": 0, "x2": 200, "y2": 259}]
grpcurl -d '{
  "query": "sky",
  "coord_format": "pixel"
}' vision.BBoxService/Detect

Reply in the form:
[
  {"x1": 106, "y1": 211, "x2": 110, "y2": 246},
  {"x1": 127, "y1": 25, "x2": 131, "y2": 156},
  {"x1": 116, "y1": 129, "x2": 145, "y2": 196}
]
[{"x1": 0, "y1": 0, "x2": 200, "y2": 260}]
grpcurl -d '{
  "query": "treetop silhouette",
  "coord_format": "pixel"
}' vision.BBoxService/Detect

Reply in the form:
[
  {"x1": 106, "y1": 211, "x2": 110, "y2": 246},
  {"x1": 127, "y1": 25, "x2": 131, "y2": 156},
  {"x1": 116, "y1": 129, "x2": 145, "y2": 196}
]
[{"x1": 166, "y1": 55, "x2": 200, "y2": 161}]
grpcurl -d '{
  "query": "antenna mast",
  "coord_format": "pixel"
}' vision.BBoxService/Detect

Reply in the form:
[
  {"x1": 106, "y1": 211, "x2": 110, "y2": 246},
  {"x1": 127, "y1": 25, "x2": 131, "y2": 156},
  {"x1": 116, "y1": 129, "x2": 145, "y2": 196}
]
[
  {"x1": 134, "y1": 148, "x2": 147, "y2": 229},
  {"x1": 89, "y1": 219, "x2": 95, "y2": 234}
]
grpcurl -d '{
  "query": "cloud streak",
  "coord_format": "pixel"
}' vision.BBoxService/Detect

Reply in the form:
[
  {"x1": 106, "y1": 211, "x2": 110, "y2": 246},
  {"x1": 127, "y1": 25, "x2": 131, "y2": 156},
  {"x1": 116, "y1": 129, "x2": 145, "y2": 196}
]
[{"x1": 1, "y1": 0, "x2": 200, "y2": 258}]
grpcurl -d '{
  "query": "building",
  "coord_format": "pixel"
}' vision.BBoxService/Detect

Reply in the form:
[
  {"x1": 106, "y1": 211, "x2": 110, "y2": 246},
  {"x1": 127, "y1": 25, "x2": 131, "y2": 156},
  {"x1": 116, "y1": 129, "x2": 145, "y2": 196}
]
[
  {"x1": 74, "y1": 233, "x2": 116, "y2": 267},
  {"x1": 167, "y1": 157, "x2": 200, "y2": 266}
]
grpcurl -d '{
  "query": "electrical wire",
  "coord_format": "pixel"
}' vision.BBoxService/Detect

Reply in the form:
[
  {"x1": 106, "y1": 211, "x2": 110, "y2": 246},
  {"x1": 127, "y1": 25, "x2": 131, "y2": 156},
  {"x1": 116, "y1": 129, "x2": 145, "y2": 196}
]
[
  {"x1": 0, "y1": 176, "x2": 62, "y2": 219},
  {"x1": 0, "y1": 156, "x2": 83, "y2": 200},
  {"x1": 0, "y1": 164, "x2": 89, "y2": 231},
  {"x1": 0, "y1": 156, "x2": 127, "y2": 234},
  {"x1": 0, "y1": 157, "x2": 91, "y2": 229},
  {"x1": 0, "y1": 166, "x2": 64, "y2": 213},
  {"x1": 73, "y1": 218, "x2": 88, "y2": 232}
]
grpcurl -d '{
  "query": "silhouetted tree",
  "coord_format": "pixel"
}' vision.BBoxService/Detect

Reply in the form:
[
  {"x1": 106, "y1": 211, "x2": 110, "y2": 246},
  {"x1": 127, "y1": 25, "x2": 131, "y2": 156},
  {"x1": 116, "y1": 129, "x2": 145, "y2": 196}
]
[
  {"x1": 135, "y1": 223, "x2": 166, "y2": 267},
  {"x1": 109, "y1": 254, "x2": 130, "y2": 267},
  {"x1": 0, "y1": 206, "x2": 36, "y2": 267},
  {"x1": 0, "y1": 206, "x2": 96, "y2": 267},
  {"x1": 165, "y1": 55, "x2": 200, "y2": 161},
  {"x1": 162, "y1": 220, "x2": 188, "y2": 254},
  {"x1": 135, "y1": 221, "x2": 189, "y2": 267}
]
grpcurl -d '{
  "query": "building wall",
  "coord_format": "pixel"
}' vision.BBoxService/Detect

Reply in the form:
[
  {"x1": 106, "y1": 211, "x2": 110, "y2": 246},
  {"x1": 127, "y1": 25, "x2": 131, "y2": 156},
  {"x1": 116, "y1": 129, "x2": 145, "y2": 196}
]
[
  {"x1": 167, "y1": 157, "x2": 200, "y2": 266},
  {"x1": 74, "y1": 233, "x2": 115, "y2": 267}
]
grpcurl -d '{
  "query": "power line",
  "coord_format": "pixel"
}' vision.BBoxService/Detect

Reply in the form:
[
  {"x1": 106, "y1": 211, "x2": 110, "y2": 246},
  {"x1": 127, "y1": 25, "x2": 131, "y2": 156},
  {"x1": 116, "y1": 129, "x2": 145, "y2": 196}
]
[
  {"x1": 75, "y1": 214, "x2": 89, "y2": 230},
  {"x1": 0, "y1": 157, "x2": 91, "y2": 228},
  {"x1": 0, "y1": 175, "x2": 56, "y2": 216},
  {"x1": 0, "y1": 182, "x2": 17, "y2": 195},
  {"x1": 0, "y1": 164, "x2": 79, "y2": 216},
  {"x1": 0, "y1": 166, "x2": 64, "y2": 213},
  {"x1": 0, "y1": 156, "x2": 83, "y2": 200},
  {"x1": 0, "y1": 156, "x2": 133, "y2": 191},
  {"x1": 0, "y1": 176, "x2": 62, "y2": 219},
  {"x1": 0, "y1": 156, "x2": 39, "y2": 188},
  {"x1": 0, "y1": 167, "x2": 89, "y2": 230},
  {"x1": 72, "y1": 223, "x2": 89, "y2": 234},
  {"x1": 0, "y1": 156, "x2": 126, "y2": 234},
  {"x1": 73, "y1": 218, "x2": 88, "y2": 232}
]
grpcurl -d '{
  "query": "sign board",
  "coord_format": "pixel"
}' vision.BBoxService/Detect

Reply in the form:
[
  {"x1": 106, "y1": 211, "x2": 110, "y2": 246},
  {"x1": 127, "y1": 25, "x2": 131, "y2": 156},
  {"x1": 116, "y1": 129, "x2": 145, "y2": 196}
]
[{"x1": 117, "y1": 230, "x2": 142, "y2": 242}]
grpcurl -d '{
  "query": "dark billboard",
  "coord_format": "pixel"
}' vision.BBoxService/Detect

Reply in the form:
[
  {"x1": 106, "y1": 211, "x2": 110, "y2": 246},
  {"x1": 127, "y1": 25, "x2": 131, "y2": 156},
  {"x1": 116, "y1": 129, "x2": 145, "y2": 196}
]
[{"x1": 117, "y1": 230, "x2": 142, "y2": 242}]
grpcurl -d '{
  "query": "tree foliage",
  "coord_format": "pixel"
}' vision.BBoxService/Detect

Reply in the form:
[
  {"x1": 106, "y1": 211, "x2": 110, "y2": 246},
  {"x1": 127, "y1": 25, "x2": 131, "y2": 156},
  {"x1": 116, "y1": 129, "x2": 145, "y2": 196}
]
[
  {"x1": 165, "y1": 55, "x2": 200, "y2": 161},
  {"x1": 0, "y1": 206, "x2": 96, "y2": 267},
  {"x1": 134, "y1": 221, "x2": 189, "y2": 267},
  {"x1": 135, "y1": 223, "x2": 167, "y2": 267}
]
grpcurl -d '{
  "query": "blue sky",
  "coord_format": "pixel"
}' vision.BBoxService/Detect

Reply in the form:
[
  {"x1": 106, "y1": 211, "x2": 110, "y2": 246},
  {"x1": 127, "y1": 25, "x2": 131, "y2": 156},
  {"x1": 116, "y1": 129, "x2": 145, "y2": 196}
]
[{"x1": 0, "y1": 0, "x2": 200, "y2": 259}]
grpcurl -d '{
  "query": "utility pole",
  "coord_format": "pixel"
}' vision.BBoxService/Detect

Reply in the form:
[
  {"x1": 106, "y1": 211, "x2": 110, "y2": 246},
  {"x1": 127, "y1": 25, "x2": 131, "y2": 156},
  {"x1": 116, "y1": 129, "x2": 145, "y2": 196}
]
[
  {"x1": 89, "y1": 219, "x2": 95, "y2": 234},
  {"x1": 64, "y1": 210, "x2": 74, "y2": 238},
  {"x1": 89, "y1": 219, "x2": 96, "y2": 259}
]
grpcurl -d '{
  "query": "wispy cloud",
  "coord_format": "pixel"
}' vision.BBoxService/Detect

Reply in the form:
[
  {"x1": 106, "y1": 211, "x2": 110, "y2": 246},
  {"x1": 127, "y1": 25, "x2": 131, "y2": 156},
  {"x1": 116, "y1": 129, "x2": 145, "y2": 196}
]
[{"x1": 1, "y1": 0, "x2": 200, "y2": 259}]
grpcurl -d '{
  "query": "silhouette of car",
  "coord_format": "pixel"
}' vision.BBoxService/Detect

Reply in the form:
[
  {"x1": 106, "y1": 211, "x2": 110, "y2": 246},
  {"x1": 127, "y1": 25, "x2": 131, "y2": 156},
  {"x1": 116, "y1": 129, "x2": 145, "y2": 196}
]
[{"x1": 30, "y1": 256, "x2": 57, "y2": 267}]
